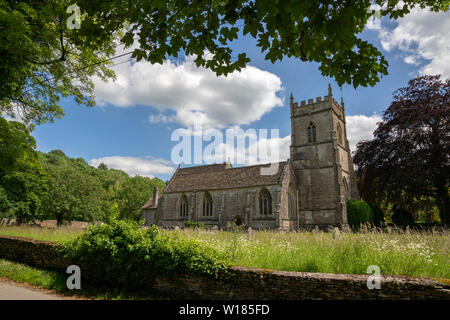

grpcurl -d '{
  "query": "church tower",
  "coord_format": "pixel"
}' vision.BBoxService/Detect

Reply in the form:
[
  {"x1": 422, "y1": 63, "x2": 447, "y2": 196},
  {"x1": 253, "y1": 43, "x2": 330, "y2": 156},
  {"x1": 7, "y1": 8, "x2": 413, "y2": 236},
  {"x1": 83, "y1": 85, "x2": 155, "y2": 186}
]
[{"x1": 289, "y1": 85, "x2": 359, "y2": 229}]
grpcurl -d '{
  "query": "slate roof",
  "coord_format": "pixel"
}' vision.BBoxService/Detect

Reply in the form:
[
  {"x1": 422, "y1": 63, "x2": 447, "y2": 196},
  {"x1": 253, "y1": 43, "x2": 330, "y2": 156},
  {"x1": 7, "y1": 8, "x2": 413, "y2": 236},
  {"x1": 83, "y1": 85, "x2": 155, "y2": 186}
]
[{"x1": 164, "y1": 161, "x2": 288, "y2": 193}]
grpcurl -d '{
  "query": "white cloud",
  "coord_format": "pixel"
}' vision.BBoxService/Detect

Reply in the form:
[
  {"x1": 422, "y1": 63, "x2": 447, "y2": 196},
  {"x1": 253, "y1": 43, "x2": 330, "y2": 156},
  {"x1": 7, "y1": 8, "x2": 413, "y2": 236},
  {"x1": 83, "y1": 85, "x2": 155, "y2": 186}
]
[
  {"x1": 365, "y1": 4, "x2": 383, "y2": 30},
  {"x1": 94, "y1": 54, "x2": 284, "y2": 128},
  {"x1": 1, "y1": 103, "x2": 27, "y2": 124},
  {"x1": 201, "y1": 130, "x2": 290, "y2": 166},
  {"x1": 378, "y1": 7, "x2": 450, "y2": 79},
  {"x1": 89, "y1": 156, "x2": 175, "y2": 178},
  {"x1": 346, "y1": 114, "x2": 382, "y2": 153}
]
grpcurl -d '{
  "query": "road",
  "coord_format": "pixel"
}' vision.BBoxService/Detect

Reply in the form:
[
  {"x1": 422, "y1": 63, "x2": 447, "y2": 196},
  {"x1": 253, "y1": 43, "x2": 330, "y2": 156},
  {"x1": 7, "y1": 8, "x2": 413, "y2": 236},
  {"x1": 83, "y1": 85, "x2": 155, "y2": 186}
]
[{"x1": 0, "y1": 281, "x2": 66, "y2": 300}]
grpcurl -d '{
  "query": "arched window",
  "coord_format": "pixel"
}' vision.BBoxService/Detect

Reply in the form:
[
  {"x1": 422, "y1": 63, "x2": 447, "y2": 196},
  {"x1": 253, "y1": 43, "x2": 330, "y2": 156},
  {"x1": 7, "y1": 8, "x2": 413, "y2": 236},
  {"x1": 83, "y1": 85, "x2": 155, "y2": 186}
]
[
  {"x1": 179, "y1": 195, "x2": 188, "y2": 217},
  {"x1": 202, "y1": 192, "x2": 213, "y2": 217},
  {"x1": 288, "y1": 183, "x2": 296, "y2": 219},
  {"x1": 308, "y1": 123, "x2": 316, "y2": 143},
  {"x1": 343, "y1": 178, "x2": 349, "y2": 200},
  {"x1": 259, "y1": 188, "x2": 272, "y2": 216},
  {"x1": 337, "y1": 123, "x2": 343, "y2": 145}
]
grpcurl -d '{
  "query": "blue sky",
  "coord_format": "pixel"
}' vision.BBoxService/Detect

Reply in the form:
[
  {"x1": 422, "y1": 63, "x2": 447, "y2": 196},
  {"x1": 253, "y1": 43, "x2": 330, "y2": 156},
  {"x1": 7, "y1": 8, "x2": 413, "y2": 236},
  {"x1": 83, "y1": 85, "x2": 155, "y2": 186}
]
[{"x1": 30, "y1": 8, "x2": 449, "y2": 181}]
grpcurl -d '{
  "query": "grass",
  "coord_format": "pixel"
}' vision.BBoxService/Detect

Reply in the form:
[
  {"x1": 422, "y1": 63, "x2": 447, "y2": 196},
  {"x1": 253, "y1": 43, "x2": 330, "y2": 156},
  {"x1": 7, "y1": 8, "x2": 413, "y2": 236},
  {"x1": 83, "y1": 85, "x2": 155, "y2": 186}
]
[
  {"x1": 175, "y1": 226, "x2": 450, "y2": 280},
  {"x1": 0, "y1": 259, "x2": 165, "y2": 300},
  {"x1": 1, "y1": 224, "x2": 449, "y2": 280},
  {"x1": 0, "y1": 225, "x2": 83, "y2": 242}
]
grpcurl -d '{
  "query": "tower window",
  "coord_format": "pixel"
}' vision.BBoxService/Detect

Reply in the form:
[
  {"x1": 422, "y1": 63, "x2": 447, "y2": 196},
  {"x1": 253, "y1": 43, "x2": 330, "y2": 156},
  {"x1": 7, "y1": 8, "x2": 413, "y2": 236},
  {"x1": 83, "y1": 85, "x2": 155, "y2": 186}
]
[
  {"x1": 259, "y1": 188, "x2": 272, "y2": 216},
  {"x1": 202, "y1": 192, "x2": 213, "y2": 217},
  {"x1": 337, "y1": 123, "x2": 343, "y2": 145},
  {"x1": 343, "y1": 178, "x2": 349, "y2": 200},
  {"x1": 308, "y1": 123, "x2": 316, "y2": 143}
]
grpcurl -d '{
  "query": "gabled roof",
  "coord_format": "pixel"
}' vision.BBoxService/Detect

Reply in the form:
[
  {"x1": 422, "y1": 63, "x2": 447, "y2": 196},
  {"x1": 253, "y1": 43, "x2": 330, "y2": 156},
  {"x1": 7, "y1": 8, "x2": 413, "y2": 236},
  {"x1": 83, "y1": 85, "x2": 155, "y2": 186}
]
[
  {"x1": 141, "y1": 194, "x2": 162, "y2": 209},
  {"x1": 164, "y1": 161, "x2": 288, "y2": 193}
]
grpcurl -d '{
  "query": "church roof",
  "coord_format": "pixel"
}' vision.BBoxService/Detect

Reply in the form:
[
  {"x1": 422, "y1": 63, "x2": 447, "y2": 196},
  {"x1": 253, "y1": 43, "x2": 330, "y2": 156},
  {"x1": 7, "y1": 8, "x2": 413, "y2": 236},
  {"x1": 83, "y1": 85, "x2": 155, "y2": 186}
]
[
  {"x1": 141, "y1": 194, "x2": 161, "y2": 209},
  {"x1": 164, "y1": 161, "x2": 288, "y2": 193}
]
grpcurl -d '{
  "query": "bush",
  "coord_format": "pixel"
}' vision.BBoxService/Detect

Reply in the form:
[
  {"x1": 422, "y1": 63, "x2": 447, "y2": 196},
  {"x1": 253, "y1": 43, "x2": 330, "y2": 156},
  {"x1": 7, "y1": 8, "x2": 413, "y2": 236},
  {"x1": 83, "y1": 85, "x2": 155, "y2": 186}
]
[
  {"x1": 391, "y1": 208, "x2": 415, "y2": 227},
  {"x1": 60, "y1": 219, "x2": 228, "y2": 290},
  {"x1": 347, "y1": 200, "x2": 372, "y2": 231},
  {"x1": 184, "y1": 221, "x2": 206, "y2": 229},
  {"x1": 368, "y1": 202, "x2": 385, "y2": 227}
]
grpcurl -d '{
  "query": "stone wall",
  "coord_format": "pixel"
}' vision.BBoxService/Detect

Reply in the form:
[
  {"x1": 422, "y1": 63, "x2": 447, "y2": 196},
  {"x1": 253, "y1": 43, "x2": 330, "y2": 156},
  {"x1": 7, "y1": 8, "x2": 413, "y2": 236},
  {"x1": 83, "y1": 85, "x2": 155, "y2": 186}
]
[
  {"x1": 0, "y1": 236, "x2": 69, "y2": 270},
  {"x1": 0, "y1": 236, "x2": 449, "y2": 300},
  {"x1": 154, "y1": 266, "x2": 450, "y2": 300}
]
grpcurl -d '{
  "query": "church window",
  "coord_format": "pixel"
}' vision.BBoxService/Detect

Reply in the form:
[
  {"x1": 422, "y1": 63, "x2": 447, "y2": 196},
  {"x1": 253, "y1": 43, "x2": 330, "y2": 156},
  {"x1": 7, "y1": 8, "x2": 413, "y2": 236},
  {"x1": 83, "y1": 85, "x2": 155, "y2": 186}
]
[
  {"x1": 343, "y1": 178, "x2": 349, "y2": 200},
  {"x1": 179, "y1": 195, "x2": 188, "y2": 217},
  {"x1": 202, "y1": 192, "x2": 213, "y2": 217},
  {"x1": 259, "y1": 188, "x2": 272, "y2": 216},
  {"x1": 337, "y1": 123, "x2": 343, "y2": 145},
  {"x1": 308, "y1": 123, "x2": 316, "y2": 143}
]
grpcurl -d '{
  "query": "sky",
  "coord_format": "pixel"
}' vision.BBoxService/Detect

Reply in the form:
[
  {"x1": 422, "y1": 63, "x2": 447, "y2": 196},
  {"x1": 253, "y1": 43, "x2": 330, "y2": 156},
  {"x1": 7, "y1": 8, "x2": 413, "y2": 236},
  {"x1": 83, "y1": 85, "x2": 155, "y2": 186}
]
[{"x1": 28, "y1": 7, "x2": 450, "y2": 181}]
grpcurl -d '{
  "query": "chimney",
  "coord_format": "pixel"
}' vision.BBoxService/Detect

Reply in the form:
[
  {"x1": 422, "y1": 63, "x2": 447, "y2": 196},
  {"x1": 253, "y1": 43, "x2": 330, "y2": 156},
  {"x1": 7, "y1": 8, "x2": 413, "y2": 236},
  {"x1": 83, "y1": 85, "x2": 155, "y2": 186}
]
[{"x1": 152, "y1": 187, "x2": 159, "y2": 207}]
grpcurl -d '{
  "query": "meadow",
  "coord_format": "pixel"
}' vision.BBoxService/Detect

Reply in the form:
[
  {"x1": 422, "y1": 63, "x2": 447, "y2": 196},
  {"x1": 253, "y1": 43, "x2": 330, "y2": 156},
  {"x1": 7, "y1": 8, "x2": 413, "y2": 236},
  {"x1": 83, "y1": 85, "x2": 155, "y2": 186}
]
[{"x1": 0, "y1": 224, "x2": 449, "y2": 280}]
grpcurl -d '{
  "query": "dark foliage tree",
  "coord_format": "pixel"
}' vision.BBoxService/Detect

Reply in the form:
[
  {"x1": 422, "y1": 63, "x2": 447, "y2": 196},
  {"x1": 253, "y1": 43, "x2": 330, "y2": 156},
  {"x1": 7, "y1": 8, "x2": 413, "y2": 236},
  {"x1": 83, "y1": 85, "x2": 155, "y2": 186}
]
[
  {"x1": 354, "y1": 75, "x2": 450, "y2": 224},
  {"x1": 391, "y1": 208, "x2": 415, "y2": 227}
]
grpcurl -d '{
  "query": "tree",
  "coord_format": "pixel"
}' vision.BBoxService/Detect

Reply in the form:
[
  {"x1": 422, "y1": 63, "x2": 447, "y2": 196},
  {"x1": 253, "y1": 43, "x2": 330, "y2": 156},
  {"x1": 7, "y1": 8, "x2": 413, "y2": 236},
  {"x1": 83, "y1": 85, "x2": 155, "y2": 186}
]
[
  {"x1": 368, "y1": 202, "x2": 385, "y2": 227},
  {"x1": 1, "y1": 1, "x2": 448, "y2": 126},
  {"x1": 346, "y1": 199, "x2": 372, "y2": 230},
  {"x1": 354, "y1": 75, "x2": 450, "y2": 224},
  {"x1": 0, "y1": 117, "x2": 36, "y2": 172},
  {"x1": 98, "y1": 162, "x2": 108, "y2": 170},
  {"x1": 77, "y1": 0, "x2": 447, "y2": 88},
  {"x1": 0, "y1": 0, "x2": 116, "y2": 126},
  {"x1": 114, "y1": 176, "x2": 166, "y2": 221},
  {"x1": 42, "y1": 162, "x2": 106, "y2": 225},
  {"x1": 391, "y1": 208, "x2": 415, "y2": 227},
  {"x1": 0, "y1": 118, "x2": 48, "y2": 223}
]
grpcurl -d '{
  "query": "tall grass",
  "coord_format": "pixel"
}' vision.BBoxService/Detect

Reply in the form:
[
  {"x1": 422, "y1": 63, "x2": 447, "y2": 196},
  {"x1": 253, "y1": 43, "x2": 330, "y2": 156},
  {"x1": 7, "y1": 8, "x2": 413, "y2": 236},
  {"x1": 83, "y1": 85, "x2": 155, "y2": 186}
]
[
  {"x1": 175, "y1": 227, "x2": 450, "y2": 279},
  {"x1": 1, "y1": 224, "x2": 448, "y2": 279}
]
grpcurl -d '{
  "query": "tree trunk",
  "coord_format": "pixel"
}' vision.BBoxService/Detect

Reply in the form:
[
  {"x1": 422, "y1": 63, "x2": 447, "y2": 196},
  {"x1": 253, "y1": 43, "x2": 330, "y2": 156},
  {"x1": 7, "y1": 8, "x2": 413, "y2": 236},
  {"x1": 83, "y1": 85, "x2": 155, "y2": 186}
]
[{"x1": 56, "y1": 212, "x2": 64, "y2": 226}]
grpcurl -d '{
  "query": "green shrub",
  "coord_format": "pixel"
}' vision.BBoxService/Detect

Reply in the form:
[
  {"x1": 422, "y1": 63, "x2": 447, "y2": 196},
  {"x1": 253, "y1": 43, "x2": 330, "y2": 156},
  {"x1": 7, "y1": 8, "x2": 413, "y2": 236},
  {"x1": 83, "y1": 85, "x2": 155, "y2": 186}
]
[
  {"x1": 346, "y1": 200, "x2": 372, "y2": 230},
  {"x1": 391, "y1": 208, "x2": 415, "y2": 227},
  {"x1": 184, "y1": 221, "x2": 206, "y2": 230},
  {"x1": 368, "y1": 202, "x2": 385, "y2": 227},
  {"x1": 60, "y1": 219, "x2": 228, "y2": 290}
]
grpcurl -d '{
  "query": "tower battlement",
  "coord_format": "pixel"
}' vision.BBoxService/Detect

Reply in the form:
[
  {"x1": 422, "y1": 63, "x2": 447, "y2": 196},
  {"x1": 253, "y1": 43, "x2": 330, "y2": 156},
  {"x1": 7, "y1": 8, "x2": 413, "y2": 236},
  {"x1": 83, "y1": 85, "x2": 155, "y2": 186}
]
[
  {"x1": 291, "y1": 94, "x2": 335, "y2": 108},
  {"x1": 290, "y1": 85, "x2": 345, "y2": 121},
  {"x1": 290, "y1": 84, "x2": 344, "y2": 111}
]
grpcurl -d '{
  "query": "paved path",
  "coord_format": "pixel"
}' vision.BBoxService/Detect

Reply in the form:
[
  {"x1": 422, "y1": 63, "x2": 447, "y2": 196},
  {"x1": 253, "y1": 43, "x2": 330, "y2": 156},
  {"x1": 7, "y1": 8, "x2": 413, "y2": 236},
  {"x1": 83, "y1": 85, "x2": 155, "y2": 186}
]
[{"x1": 0, "y1": 281, "x2": 66, "y2": 300}]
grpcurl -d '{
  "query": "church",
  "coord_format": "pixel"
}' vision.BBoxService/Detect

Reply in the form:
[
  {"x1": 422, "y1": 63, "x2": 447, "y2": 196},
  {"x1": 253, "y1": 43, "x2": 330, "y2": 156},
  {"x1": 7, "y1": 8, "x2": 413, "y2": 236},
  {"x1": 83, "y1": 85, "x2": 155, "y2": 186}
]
[{"x1": 142, "y1": 85, "x2": 359, "y2": 230}]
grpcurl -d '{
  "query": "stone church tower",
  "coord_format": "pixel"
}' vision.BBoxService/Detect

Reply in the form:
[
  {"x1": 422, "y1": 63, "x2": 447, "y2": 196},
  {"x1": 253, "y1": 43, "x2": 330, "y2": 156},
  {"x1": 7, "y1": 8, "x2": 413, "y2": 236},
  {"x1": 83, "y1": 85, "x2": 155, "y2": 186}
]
[{"x1": 290, "y1": 84, "x2": 359, "y2": 228}]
